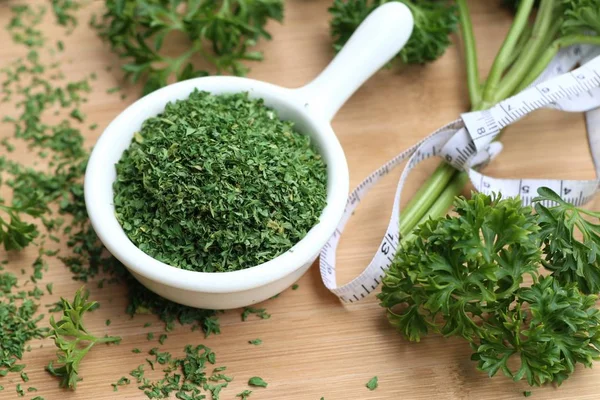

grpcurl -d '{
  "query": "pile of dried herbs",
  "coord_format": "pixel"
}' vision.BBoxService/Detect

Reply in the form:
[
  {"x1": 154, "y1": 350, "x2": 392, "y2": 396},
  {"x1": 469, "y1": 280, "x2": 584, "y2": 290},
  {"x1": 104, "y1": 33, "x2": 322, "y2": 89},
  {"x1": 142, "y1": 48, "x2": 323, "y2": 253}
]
[{"x1": 114, "y1": 90, "x2": 328, "y2": 272}]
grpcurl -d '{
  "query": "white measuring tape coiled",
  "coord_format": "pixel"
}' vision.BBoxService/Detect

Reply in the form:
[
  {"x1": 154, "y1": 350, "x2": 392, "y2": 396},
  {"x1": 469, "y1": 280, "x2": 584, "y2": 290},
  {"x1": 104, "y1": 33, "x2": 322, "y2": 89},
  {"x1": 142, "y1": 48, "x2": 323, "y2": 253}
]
[{"x1": 320, "y1": 45, "x2": 600, "y2": 304}]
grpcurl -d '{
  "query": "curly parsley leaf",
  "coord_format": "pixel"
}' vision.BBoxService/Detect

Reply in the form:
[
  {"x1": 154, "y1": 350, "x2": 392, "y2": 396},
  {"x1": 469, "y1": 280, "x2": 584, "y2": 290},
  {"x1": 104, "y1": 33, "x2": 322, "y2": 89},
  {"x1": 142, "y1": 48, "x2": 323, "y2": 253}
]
[
  {"x1": 560, "y1": 0, "x2": 600, "y2": 36},
  {"x1": 535, "y1": 187, "x2": 600, "y2": 294},
  {"x1": 329, "y1": 0, "x2": 458, "y2": 65},
  {"x1": 379, "y1": 192, "x2": 540, "y2": 342},
  {"x1": 473, "y1": 276, "x2": 600, "y2": 386},
  {"x1": 380, "y1": 189, "x2": 600, "y2": 386}
]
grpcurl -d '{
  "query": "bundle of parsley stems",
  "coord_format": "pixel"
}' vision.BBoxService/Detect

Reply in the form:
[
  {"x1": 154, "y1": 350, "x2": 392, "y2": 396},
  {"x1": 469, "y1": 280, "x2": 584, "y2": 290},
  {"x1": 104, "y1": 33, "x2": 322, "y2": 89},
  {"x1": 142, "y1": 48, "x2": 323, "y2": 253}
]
[{"x1": 391, "y1": 0, "x2": 600, "y2": 241}]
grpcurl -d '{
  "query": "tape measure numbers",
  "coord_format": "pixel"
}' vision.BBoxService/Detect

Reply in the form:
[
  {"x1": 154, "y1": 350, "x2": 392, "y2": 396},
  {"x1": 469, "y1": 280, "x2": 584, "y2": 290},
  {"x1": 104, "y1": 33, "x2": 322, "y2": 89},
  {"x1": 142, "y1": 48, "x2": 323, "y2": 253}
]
[{"x1": 320, "y1": 45, "x2": 600, "y2": 303}]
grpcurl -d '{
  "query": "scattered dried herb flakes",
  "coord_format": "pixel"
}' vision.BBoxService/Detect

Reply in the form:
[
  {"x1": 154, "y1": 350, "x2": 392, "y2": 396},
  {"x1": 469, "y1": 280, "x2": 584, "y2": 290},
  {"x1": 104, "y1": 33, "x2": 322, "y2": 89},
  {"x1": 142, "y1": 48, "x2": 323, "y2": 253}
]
[
  {"x1": 366, "y1": 376, "x2": 378, "y2": 391},
  {"x1": 114, "y1": 90, "x2": 327, "y2": 273},
  {"x1": 111, "y1": 376, "x2": 131, "y2": 391},
  {"x1": 127, "y1": 345, "x2": 228, "y2": 399},
  {"x1": 242, "y1": 307, "x2": 271, "y2": 321},
  {"x1": 51, "y1": 0, "x2": 80, "y2": 30},
  {"x1": 248, "y1": 376, "x2": 268, "y2": 388},
  {"x1": 158, "y1": 333, "x2": 167, "y2": 344},
  {"x1": 126, "y1": 277, "x2": 219, "y2": 335},
  {"x1": 0, "y1": 277, "x2": 47, "y2": 378},
  {"x1": 237, "y1": 390, "x2": 253, "y2": 399}
]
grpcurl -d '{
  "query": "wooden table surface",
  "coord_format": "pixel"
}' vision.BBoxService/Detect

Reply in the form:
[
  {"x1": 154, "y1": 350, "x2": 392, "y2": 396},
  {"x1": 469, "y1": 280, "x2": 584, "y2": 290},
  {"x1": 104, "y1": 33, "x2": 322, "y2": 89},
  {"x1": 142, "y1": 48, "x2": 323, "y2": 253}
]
[{"x1": 1, "y1": 1, "x2": 599, "y2": 399}]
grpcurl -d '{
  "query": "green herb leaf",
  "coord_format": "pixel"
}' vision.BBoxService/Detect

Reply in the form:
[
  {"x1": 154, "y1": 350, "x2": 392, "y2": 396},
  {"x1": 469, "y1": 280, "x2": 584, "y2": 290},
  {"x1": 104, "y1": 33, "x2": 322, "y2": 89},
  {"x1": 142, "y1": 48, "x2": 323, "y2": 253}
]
[
  {"x1": 237, "y1": 390, "x2": 252, "y2": 399},
  {"x1": 248, "y1": 339, "x2": 262, "y2": 345},
  {"x1": 248, "y1": 376, "x2": 268, "y2": 388},
  {"x1": 381, "y1": 190, "x2": 600, "y2": 387},
  {"x1": 534, "y1": 187, "x2": 600, "y2": 294},
  {"x1": 46, "y1": 287, "x2": 121, "y2": 389},
  {"x1": 242, "y1": 307, "x2": 271, "y2": 322},
  {"x1": 366, "y1": 376, "x2": 378, "y2": 390},
  {"x1": 158, "y1": 334, "x2": 167, "y2": 345},
  {"x1": 329, "y1": 0, "x2": 458, "y2": 65},
  {"x1": 94, "y1": 0, "x2": 284, "y2": 94}
]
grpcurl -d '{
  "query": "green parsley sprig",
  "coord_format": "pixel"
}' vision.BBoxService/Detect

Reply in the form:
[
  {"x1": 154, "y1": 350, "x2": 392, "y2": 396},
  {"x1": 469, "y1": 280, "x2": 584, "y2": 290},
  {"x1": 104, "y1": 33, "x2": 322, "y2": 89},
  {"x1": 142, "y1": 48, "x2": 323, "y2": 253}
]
[
  {"x1": 473, "y1": 276, "x2": 600, "y2": 386},
  {"x1": 0, "y1": 194, "x2": 47, "y2": 251},
  {"x1": 535, "y1": 187, "x2": 600, "y2": 294},
  {"x1": 94, "y1": 0, "x2": 284, "y2": 95},
  {"x1": 379, "y1": 188, "x2": 600, "y2": 386},
  {"x1": 46, "y1": 287, "x2": 121, "y2": 389},
  {"x1": 329, "y1": 0, "x2": 458, "y2": 65}
]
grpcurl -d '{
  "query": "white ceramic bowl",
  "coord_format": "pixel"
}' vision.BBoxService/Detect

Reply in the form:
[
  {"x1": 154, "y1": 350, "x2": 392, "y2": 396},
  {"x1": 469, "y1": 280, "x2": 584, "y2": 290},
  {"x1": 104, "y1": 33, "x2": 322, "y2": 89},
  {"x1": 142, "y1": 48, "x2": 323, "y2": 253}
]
[{"x1": 85, "y1": 2, "x2": 414, "y2": 310}]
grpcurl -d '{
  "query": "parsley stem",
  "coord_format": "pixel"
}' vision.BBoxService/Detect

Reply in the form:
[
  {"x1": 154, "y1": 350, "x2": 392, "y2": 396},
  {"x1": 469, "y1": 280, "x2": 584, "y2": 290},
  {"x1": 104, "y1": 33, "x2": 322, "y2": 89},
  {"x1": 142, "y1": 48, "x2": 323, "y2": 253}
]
[
  {"x1": 456, "y1": 0, "x2": 480, "y2": 108},
  {"x1": 479, "y1": 0, "x2": 534, "y2": 108},
  {"x1": 505, "y1": 23, "x2": 533, "y2": 68},
  {"x1": 515, "y1": 35, "x2": 600, "y2": 92},
  {"x1": 399, "y1": 163, "x2": 457, "y2": 238},
  {"x1": 492, "y1": 0, "x2": 556, "y2": 104},
  {"x1": 401, "y1": 2, "x2": 533, "y2": 237},
  {"x1": 401, "y1": 171, "x2": 468, "y2": 244}
]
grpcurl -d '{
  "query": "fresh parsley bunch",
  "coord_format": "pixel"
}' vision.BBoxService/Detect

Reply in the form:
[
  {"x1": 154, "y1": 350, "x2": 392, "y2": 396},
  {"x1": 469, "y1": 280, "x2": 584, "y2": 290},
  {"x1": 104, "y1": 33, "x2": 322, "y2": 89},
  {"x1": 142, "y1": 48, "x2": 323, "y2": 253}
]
[
  {"x1": 94, "y1": 0, "x2": 284, "y2": 95},
  {"x1": 329, "y1": 0, "x2": 458, "y2": 64},
  {"x1": 379, "y1": 189, "x2": 600, "y2": 386}
]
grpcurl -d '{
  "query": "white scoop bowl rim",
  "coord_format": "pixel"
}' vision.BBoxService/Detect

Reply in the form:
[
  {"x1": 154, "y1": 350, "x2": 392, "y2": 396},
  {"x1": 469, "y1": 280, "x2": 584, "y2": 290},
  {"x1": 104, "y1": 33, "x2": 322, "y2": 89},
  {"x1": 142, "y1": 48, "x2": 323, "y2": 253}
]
[{"x1": 85, "y1": 75, "x2": 349, "y2": 294}]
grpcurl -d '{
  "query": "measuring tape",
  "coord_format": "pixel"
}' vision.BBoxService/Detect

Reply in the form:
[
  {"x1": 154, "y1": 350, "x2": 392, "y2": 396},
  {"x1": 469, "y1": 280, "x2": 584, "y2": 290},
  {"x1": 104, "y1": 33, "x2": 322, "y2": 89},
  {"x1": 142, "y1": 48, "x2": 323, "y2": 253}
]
[{"x1": 320, "y1": 45, "x2": 600, "y2": 304}]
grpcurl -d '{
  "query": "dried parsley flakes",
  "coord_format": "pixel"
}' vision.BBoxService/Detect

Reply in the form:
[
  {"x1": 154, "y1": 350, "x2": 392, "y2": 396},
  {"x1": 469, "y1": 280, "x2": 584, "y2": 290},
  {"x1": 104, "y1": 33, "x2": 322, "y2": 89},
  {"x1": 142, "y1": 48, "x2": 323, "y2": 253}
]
[
  {"x1": 248, "y1": 376, "x2": 267, "y2": 388},
  {"x1": 366, "y1": 376, "x2": 378, "y2": 391},
  {"x1": 114, "y1": 90, "x2": 327, "y2": 272}
]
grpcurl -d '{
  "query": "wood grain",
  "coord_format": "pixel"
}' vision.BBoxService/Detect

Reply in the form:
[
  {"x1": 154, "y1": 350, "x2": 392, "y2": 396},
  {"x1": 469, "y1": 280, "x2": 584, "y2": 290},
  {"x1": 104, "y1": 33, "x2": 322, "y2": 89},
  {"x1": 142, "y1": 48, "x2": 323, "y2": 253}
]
[{"x1": 1, "y1": 1, "x2": 599, "y2": 399}]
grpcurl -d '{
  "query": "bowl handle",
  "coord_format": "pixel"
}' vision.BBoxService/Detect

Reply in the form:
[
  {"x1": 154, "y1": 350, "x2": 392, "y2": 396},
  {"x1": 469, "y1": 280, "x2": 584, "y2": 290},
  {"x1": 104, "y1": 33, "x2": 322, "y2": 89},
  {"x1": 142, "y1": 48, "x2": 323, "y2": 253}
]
[{"x1": 293, "y1": 2, "x2": 414, "y2": 122}]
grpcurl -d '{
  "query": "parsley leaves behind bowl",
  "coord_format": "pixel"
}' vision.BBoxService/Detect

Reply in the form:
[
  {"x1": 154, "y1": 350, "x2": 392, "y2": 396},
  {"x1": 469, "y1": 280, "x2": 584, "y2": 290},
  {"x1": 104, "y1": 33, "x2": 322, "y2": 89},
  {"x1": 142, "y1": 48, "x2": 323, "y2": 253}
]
[{"x1": 113, "y1": 90, "x2": 328, "y2": 273}]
